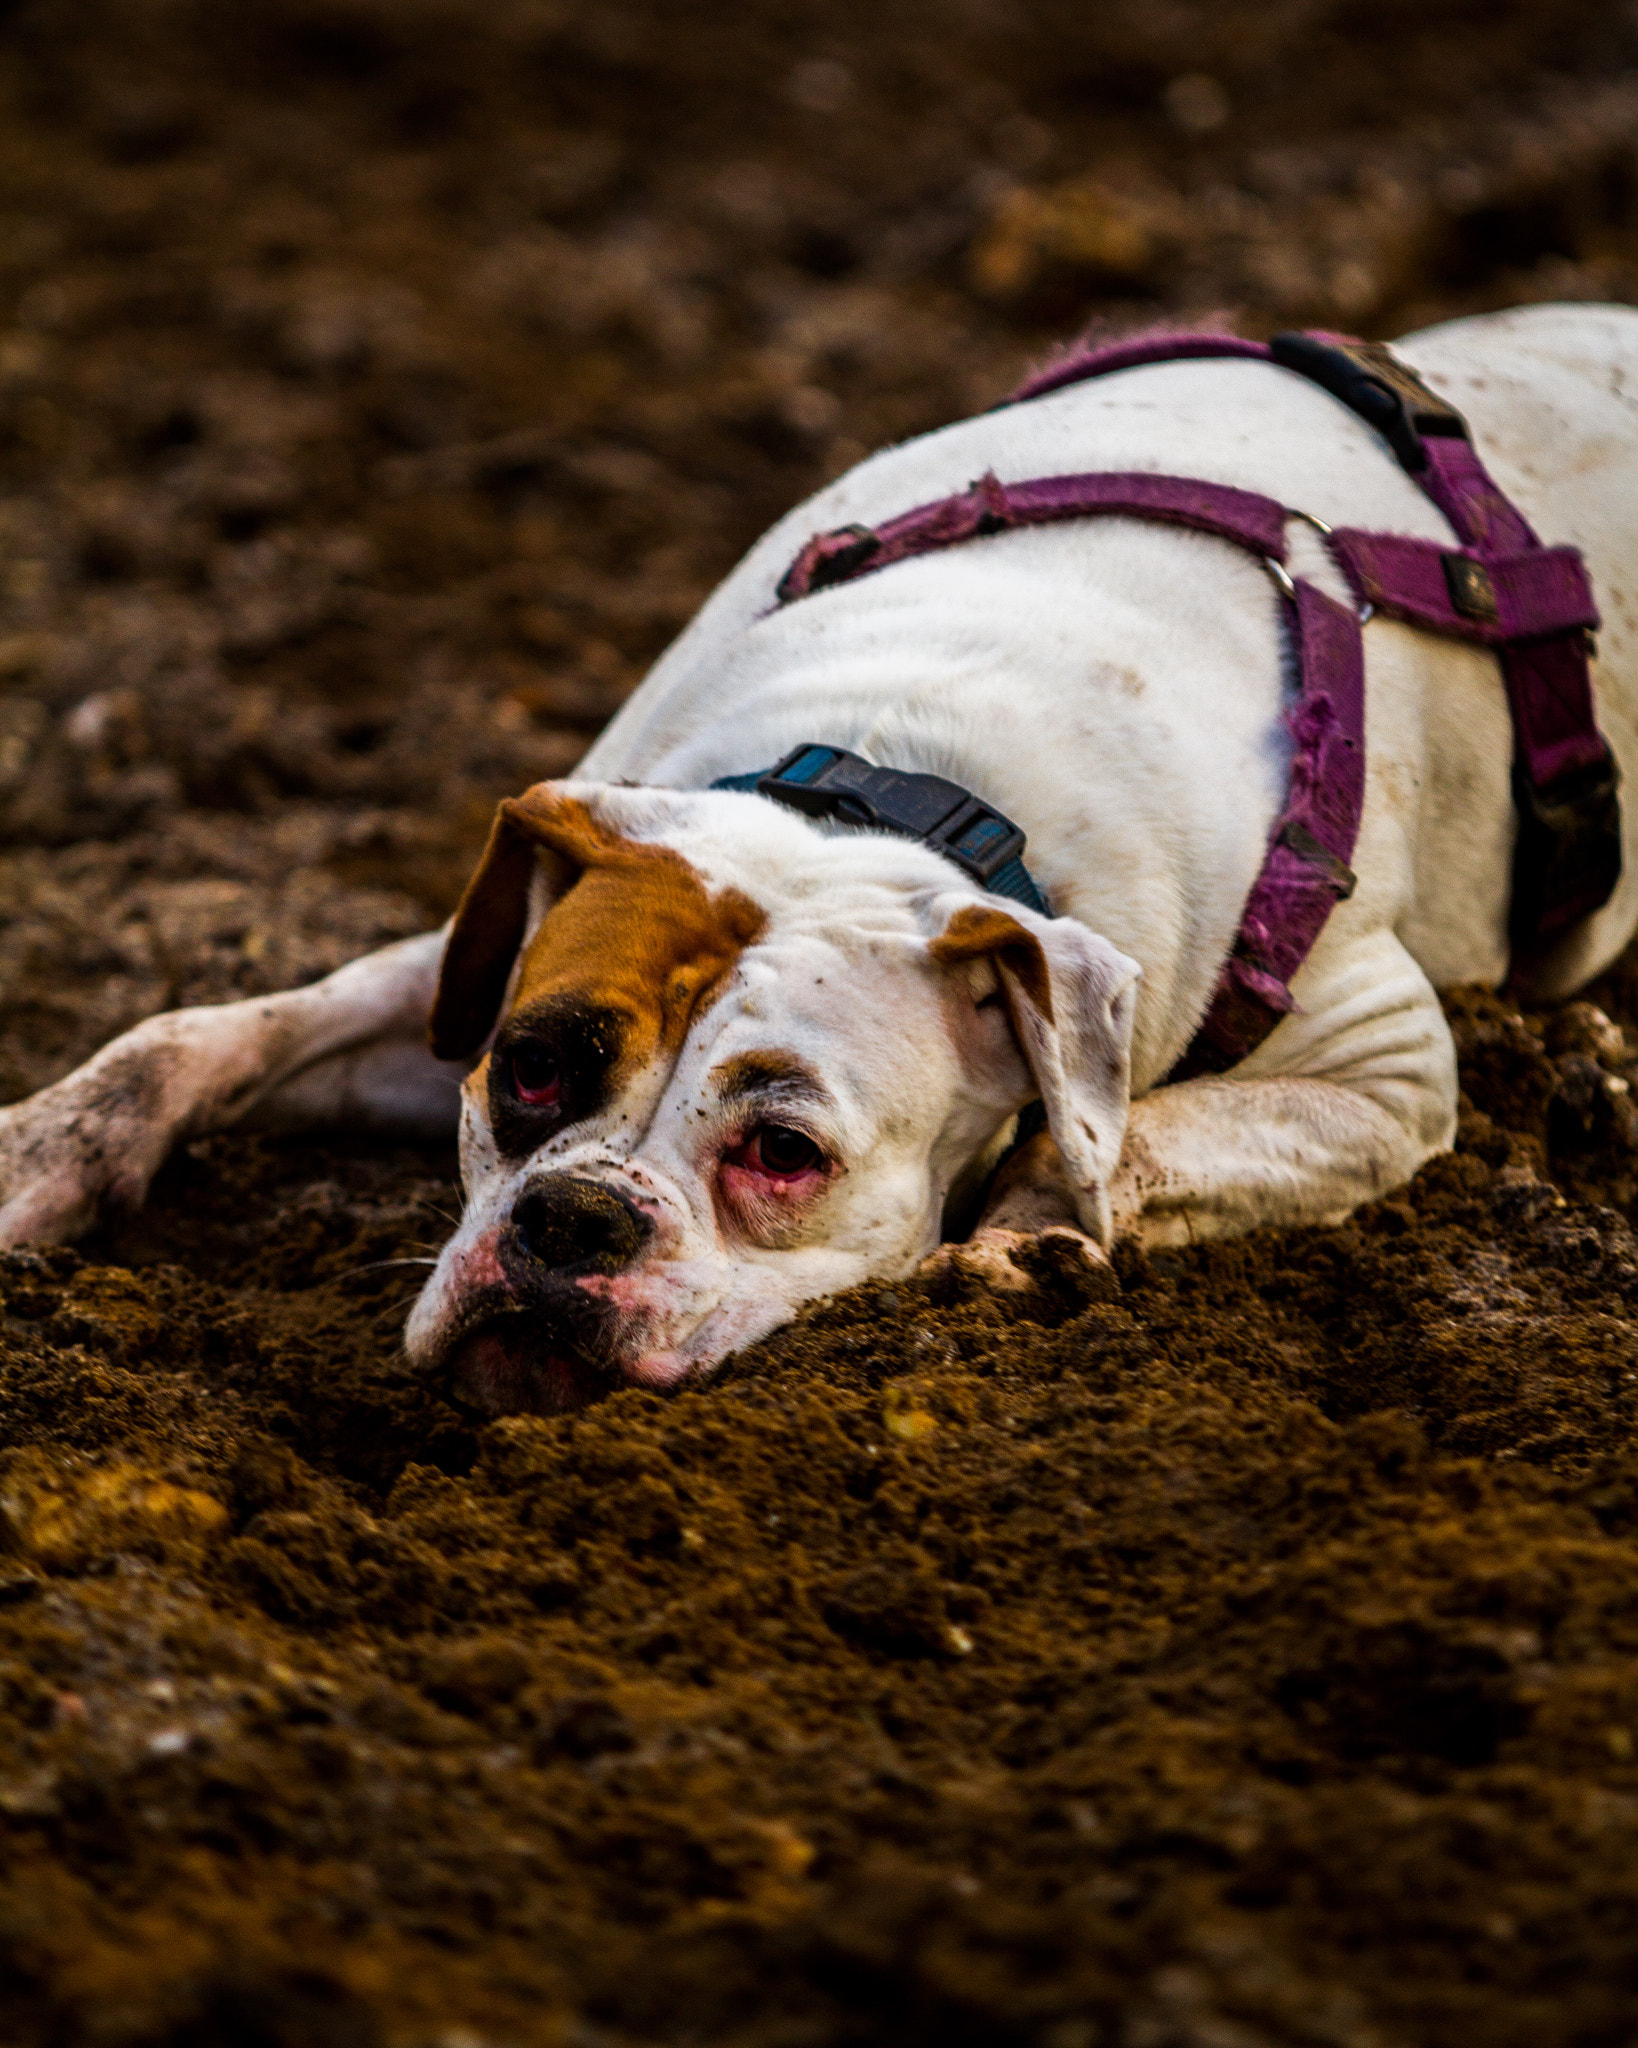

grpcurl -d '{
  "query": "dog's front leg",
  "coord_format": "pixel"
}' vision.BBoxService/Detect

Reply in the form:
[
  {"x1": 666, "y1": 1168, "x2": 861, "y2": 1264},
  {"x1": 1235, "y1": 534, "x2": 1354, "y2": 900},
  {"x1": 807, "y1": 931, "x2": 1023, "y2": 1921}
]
[
  {"x1": 978, "y1": 929, "x2": 1460, "y2": 1253},
  {"x1": 0, "y1": 929, "x2": 459, "y2": 1246},
  {"x1": 1114, "y1": 931, "x2": 1459, "y2": 1246},
  {"x1": 1108, "y1": 1067, "x2": 1449, "y2": 1247}
]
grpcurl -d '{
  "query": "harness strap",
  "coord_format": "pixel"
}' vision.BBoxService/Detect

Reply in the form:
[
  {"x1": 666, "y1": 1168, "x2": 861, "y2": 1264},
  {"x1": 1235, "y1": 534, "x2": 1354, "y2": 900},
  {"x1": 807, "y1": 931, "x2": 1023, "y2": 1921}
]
[
  {"x1": 777, "y1": 469, "x2": 1290, "y2": 603},
  {"x1": 1324, "y1": 532, "x2": 1598, "y2": 651},
  {"x1": 1008, "y1": 331, "x2": 1272, "y2": 404},
  {"x1": 1170, "y1": 579, "x2": 1364, "y2": 1080},
  {"x1": 1415, "y1": 433, "x2": 1619, "y2": 946},
  {"x1": 1017, "y1": 326, "x2": 1621, "y2": 955},
  {"x1": 768, "y1": 489, "x2": 1365, "y2": 1077},
  {"x1": 755, "y1": 324, "x2": 1619, "y2": 1081}
]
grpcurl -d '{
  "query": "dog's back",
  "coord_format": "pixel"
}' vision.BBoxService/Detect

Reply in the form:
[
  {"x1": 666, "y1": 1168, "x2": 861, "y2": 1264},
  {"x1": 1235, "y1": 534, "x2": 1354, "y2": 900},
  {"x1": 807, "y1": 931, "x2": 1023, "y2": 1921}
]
[{"x1": 586, "y1": 304, "x2": 1638, "y2": 1078}]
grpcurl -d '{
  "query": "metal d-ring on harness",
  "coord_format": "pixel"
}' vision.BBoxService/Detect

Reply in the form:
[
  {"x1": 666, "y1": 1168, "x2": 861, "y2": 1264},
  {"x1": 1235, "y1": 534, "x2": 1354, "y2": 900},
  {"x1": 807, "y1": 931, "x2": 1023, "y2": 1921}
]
[
  {"x1": 716, "y1": 329, "x2": 1620, "y2": 1081},
  {"x1": 1265, "y1": 508, "x2": 1375, "y2": 620},
  {"x1": 1268, "y1": 511, "x2": 1379, "y2": 628}
]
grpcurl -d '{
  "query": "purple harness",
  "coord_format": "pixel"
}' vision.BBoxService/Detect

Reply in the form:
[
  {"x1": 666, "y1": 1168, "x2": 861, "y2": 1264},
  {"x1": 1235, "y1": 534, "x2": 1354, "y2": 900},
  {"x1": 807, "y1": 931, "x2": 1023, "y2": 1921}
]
[{"x1": 771, "y1": 330, "x2": 1618, "y2": 1078}]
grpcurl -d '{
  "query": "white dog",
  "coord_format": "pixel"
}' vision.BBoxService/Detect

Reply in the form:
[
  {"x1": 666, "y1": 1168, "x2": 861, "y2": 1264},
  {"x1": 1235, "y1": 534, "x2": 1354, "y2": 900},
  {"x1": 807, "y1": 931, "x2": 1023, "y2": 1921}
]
[{"x1": 3, "y1": 303, "x2": 1636, "y2": 1413}]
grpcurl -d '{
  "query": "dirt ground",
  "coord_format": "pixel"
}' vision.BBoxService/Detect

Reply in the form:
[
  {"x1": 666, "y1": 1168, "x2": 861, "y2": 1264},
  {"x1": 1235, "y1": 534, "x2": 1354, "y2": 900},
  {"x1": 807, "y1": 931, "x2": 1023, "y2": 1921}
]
[{"x1": 9, "y1": 1, "x2": 1638, "y2": 2042}]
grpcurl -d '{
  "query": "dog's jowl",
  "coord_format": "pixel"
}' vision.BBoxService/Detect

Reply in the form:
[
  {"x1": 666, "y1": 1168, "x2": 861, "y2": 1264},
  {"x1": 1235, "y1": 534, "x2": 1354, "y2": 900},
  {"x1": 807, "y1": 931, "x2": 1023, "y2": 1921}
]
[{"x1": 4, "y1": 302, "x2": 1637, "y2": 1410}]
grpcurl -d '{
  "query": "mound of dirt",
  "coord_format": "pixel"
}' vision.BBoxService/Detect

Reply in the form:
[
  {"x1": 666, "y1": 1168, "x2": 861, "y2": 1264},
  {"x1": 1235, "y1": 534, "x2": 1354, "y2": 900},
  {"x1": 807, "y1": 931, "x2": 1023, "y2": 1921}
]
[{"x1": 8, "y1": 2, "x2": 1638, "y2": 2043}]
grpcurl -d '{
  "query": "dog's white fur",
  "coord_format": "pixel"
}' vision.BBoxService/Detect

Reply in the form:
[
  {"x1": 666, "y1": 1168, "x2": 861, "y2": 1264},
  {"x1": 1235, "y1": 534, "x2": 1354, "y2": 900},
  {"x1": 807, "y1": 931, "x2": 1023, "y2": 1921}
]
[
  {"x1": 403, "y1": 791, "x2": 1140, "y2": 1396},
  {"x1": 5, "y1": 304, "x2": 1638, "y2": 1398}
]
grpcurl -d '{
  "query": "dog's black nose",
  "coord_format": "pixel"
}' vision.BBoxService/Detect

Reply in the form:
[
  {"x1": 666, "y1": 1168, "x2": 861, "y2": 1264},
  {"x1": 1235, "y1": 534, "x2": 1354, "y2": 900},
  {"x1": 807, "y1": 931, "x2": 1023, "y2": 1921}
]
[{"x1": 510, "y1": 1176, "x2": 651, "y2": 1276}]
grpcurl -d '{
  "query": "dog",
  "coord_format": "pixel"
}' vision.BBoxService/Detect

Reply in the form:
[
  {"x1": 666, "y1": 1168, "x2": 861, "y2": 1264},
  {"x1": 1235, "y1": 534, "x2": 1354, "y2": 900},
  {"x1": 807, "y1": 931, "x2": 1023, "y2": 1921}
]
[{"x1": 4, "y1": 302, "x2": 1637, "y2": 1415}]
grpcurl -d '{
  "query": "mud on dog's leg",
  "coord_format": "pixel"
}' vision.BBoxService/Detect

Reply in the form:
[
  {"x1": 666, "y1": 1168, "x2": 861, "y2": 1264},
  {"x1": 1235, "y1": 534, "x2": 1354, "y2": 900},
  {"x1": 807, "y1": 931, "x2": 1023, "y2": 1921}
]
[{"x1": 0, "y1": 929, "x2": 459, "y2": 1246}]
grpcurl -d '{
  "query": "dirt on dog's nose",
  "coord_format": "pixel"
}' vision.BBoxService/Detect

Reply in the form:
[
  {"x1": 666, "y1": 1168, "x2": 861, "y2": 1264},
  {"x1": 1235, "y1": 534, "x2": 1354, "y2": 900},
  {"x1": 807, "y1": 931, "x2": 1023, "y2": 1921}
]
[{"x1": 510, "y1": 1175, "x2": 651, "y2": 1276}]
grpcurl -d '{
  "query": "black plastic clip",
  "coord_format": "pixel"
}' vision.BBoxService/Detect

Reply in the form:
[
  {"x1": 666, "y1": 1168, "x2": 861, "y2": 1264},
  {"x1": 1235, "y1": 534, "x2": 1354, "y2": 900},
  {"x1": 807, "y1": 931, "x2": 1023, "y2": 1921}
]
[
  {"x1": 755, "y1": 744, "x2": 1028, "y2": 890},
  {"x1": 1270, "y1": 332, "x2": 1471, "y2": 475}
]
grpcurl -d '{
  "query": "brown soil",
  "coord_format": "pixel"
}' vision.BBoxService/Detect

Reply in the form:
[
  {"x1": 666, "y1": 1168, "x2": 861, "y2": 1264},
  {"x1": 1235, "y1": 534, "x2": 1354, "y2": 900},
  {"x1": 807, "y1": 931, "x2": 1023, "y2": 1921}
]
[{"x1": 7, "y1": 2, "x2": 1638, "y2": 2042}]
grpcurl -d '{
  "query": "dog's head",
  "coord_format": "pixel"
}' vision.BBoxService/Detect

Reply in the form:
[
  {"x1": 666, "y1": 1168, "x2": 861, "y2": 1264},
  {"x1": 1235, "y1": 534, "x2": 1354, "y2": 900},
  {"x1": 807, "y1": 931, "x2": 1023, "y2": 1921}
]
[{"x1": 403, "y1": 780, "x2": 1138, "y2": 1414}]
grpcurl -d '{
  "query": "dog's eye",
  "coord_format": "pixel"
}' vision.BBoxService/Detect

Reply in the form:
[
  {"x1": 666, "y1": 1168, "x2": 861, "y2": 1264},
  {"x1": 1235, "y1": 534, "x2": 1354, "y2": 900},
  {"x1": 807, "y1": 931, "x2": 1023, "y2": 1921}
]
[
  {"x1": 509, "y1": 1043, "x2": 562, "y2": 1109},
  {"x1": 746, "y1": 1123, "x2": 823, "y2": 1178}
]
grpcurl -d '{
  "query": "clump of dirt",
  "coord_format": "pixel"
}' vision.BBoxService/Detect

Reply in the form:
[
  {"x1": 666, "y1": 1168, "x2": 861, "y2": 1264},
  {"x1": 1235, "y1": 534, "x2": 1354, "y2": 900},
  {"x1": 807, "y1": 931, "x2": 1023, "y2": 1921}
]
[{"x1": 9, "y1": 2, "x2": 1638, "y2": 2043}]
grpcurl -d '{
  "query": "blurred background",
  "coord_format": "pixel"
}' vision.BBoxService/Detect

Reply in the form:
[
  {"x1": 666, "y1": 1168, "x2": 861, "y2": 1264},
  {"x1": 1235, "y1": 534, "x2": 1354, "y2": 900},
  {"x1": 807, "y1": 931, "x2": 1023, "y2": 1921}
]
[{"x1": 3, "y1": 0, "x2": 1638, "y2": 1104}]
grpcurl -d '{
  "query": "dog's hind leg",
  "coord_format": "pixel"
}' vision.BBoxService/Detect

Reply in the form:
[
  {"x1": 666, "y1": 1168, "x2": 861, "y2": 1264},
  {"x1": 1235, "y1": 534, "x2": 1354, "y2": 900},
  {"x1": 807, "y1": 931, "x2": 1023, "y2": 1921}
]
[{"x1": 0, "y1": 928, "x2": 459, "y2": 1247}]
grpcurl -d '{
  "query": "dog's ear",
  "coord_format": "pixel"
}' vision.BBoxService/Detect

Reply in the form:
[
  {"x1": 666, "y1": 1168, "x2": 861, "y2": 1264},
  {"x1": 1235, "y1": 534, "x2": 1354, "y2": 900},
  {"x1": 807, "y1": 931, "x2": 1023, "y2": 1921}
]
[
  {"x1": 931, "y1": 901, "x2": 1139, "y2": 1244},
  {"x1": 428, "y1": 784, "x2": 612, "y2": 1061}
]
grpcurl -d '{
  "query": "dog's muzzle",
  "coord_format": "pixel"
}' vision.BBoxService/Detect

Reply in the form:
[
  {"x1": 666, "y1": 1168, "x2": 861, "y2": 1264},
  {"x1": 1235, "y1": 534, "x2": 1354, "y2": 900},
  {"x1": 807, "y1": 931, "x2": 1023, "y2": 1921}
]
[{"x1": 437, "y1": 1174, "x2": 655, "y2": 1417}]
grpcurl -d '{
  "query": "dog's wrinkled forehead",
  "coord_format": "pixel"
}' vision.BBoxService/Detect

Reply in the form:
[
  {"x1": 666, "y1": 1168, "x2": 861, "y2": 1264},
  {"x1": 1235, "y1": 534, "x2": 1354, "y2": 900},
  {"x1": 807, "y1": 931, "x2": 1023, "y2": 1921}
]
[{"x1": 429, "y1": 785, "x2": 771, "y2": 1071}]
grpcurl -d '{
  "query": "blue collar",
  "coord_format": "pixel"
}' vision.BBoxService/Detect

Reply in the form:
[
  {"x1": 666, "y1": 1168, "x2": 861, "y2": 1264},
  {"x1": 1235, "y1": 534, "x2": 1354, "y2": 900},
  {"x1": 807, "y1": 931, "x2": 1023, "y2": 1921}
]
[{"x1": 710, "y1": 743, "x2": 1052, "y2": 916}]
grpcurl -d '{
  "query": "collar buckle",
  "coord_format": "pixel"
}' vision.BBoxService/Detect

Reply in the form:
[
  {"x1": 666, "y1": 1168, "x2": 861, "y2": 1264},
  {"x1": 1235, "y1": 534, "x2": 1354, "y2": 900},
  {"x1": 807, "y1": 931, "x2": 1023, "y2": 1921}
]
[
  {"x1": 1270, "y1": 332, "x2": 1470, "y2": 474},
  {"x1": 755, "y1": 743, "x2": 1029, "y2": 891}
]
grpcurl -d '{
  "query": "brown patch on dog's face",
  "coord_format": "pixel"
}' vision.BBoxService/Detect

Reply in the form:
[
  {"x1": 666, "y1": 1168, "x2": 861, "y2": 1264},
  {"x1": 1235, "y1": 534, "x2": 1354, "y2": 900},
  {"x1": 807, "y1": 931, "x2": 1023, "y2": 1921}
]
[
  {"x1": 709, "y1": 1048, "x2": 827, "y2": 1107},
  {"x1": 433, "y1": 788, "x2": 769, "y2": 1141},
  {"x1": 506, "y1": 800, "x2": 766, "y2": 1088}
]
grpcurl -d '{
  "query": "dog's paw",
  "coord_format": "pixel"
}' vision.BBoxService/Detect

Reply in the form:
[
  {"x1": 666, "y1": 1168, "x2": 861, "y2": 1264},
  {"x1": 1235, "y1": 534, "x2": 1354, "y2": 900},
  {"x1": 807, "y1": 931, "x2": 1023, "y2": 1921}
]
[
  {"x1": 914, "y1": 1224, "x2": 1116, "y2": 1305},
  {"x1": 917, "y1": 1226, "x2": 1038, "y2": 1295},
  {"x1": 0, "y1": 1058, "x2": 174, "y2": 1247},
  {"x1": 0, "y1": 1094, "x2": 107, "y2": 1246}
]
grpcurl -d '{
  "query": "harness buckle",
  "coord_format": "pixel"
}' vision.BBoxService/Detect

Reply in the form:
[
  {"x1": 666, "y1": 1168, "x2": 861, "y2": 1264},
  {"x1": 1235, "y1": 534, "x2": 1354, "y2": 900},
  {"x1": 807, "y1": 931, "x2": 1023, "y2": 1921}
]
[
  {"x1": 1270, "y1": 332, "x2": 1470, "y2": 475},
  {"x1": 756, "y1": 743, "x2": 1029, "y2": 890}
]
